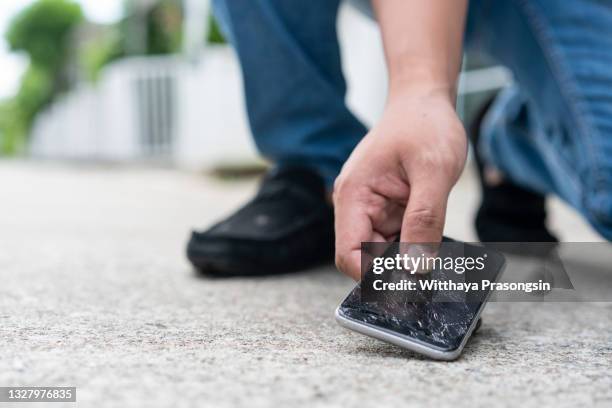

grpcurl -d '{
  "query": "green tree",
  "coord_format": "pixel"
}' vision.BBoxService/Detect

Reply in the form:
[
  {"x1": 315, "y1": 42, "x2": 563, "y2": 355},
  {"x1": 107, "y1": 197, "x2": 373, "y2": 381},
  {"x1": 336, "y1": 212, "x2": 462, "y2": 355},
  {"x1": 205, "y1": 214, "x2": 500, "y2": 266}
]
[
  {"x1": 0, "y1": 101, "x2": 27, "y2": 154},
  {"x1": 1, "y1": 0, "x2": 83, "y2": 153},
  {"x1": 6, "y1": 0, "x2": 83, "y2": 93}
]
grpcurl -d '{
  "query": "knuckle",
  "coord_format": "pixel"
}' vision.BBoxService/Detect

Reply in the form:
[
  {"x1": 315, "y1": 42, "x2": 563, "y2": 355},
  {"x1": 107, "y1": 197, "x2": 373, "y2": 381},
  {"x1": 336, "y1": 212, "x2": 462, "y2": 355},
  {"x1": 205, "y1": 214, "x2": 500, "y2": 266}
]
[
  {"x1": 414, "y1": 151, "x2": 450, "y2": 172},
  {"x1": 413, "y1": 151, "x2": 439, "y2": 170},
  {"x1": 405, "y1": 207, "x2": 442, "y2": 231},
  {"x1": 410, "y1": 147, "x2": 465, "y2": 178},
  {"x1": 332, "y1": 174, "x2": 355, "y2": 204}
]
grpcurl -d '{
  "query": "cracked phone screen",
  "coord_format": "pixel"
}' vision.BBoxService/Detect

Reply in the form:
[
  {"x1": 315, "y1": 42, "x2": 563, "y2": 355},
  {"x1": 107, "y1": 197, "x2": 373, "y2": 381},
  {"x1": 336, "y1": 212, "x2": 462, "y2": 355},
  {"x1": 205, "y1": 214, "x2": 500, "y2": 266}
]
[
  {"x1": 339, "y1": 284, "x2": 480, "y2": 351},
  {"x1": 339, "y1": 241, "x2": 504, "y2": 351}
]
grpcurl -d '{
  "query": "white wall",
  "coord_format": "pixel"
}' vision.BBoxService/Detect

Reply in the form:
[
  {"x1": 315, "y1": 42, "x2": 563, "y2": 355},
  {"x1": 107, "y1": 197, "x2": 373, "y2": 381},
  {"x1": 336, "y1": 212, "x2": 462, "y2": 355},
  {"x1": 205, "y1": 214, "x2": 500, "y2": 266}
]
[
  {"x1": 174, "y1": 47, "x2": 256, "y2": 168},
  {"x1": 339, "y1": 3, "x2": 387, "y2": 128}
]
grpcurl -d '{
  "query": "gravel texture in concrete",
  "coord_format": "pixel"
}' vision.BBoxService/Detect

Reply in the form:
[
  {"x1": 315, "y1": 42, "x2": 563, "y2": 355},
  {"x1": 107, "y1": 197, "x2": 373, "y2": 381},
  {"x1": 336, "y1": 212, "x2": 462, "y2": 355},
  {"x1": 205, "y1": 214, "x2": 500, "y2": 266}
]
[{"x1": 0, "y1": 161, "x2": 610, "y2": 408}]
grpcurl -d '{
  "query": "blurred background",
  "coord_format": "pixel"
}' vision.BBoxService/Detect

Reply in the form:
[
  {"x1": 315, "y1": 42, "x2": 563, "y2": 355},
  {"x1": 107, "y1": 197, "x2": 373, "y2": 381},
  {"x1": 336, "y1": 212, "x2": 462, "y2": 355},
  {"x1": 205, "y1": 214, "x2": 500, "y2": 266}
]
[
  {"x1": 0, "y1": 0, "x2": 600, "y2": 242},
  {"x1": 0, "y1": 0, "x2": 510, "y2": 169},
  {"x1": 0, "y1": 3, "x2": 607, "y2": 404},
  {"x1": 1, "y1": 0, "x2": 258, "y2": 167}
]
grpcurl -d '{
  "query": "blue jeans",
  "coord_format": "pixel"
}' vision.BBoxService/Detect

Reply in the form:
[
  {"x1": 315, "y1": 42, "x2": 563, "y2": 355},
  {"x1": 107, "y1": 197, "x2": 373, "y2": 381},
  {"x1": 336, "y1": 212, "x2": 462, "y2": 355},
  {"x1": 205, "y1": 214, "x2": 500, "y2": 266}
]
[{"x1": 212, "y1": 0, "x2": 612, "y2": 240}]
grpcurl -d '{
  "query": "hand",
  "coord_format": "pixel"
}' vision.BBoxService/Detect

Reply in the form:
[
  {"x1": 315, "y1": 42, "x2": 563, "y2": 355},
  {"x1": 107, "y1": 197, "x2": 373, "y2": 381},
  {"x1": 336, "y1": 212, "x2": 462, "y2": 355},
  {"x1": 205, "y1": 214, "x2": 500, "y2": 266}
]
[{"x1": 333, "y1": 89, "x2": 467, "y2": 280}]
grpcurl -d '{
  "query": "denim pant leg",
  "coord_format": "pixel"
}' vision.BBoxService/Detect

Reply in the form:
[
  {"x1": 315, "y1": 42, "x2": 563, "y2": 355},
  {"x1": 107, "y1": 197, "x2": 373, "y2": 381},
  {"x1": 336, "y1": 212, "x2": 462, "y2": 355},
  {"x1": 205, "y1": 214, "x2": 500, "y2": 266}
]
[
  {"x1": 467, "y1": 0, "x2": 612, "y2": 239},
  {"x1": 211, "y1": 0, "x2": 368, "y2": 187}
]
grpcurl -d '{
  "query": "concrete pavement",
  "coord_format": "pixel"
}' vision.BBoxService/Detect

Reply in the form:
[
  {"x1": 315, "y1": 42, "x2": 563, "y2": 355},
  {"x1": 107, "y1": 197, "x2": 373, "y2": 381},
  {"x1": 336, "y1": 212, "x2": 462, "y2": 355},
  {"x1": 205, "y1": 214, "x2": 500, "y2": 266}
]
[{"x1": 0, "y1": 160, "x2": 610, "y2": 407}]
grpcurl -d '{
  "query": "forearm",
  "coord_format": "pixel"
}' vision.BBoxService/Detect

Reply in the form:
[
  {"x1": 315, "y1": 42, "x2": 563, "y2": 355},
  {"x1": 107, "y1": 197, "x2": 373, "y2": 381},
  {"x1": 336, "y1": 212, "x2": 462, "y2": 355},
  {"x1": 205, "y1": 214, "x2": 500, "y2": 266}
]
[{"x1": 372, "y1": 0, "x2": 468, "y2": 101}]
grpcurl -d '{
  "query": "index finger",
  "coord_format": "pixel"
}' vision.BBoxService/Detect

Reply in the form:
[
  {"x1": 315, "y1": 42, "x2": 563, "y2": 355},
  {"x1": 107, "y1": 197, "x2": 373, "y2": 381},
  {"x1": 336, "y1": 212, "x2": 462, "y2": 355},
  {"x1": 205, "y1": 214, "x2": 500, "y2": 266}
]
[{"x1": 334, "y1": 185, "x2": 385, "y2": 280}]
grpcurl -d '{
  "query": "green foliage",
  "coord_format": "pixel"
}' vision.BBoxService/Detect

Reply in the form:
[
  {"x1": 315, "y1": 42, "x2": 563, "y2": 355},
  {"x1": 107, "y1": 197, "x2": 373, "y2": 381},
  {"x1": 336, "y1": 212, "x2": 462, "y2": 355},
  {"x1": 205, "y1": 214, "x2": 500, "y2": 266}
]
[
  {"x1": 81, "y1": 31, "x2": 125, "y2": 82},
  {"x1": 146, "y1": 0, "x2": 183, "y2": 54},
  {"x1": 207, "y1": 15, "x2": 226, "y2": 45},
  {"x1": 1, "y1": 0, "x2": 226, "y2": 154},
  {"x1": 0, "y1": 101, "x2": 27, "y2": 154},
  {"x1": 116, "y1": 0, "x2": 183, "y2": 56},
  {"x1": 83, "y1": 2, "x2": 225, "y2": 78},
  {"x1": 6, "y1": 0, "x2": 83, "y2": 71},
  {"x1": 14, "y1": 66, "x2": 54, "y2": 124},
  {"x1": 1, "y1": 0, "x2": 83, "y2": 154},
  {"x1": 0, "y1": 66, "x2": 53, "y2": 154}
]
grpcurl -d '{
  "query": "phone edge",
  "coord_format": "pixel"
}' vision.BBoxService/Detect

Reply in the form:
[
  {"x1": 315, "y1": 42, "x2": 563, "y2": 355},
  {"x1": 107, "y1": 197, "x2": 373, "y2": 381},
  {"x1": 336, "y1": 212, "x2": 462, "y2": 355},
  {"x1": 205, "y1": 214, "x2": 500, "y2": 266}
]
[{"x1": 334, "y1": 251, "x2": 507, "y2": 361}]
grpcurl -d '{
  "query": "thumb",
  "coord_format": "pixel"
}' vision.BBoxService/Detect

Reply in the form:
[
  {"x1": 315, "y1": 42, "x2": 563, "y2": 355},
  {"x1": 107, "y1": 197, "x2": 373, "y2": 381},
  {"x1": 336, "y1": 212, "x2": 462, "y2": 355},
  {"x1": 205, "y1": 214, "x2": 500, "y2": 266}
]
[{"x1": 400, "y1": 176, "x2": 450, "y2": 244}]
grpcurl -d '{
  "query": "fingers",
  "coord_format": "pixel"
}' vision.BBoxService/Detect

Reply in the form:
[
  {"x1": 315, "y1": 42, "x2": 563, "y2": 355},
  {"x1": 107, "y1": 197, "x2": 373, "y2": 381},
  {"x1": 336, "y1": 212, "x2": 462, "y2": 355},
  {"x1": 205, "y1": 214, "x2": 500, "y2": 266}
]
[
  {"x1": 333, "y1": 182, "x2": 385, "y2": 281},
  {"x1": 334, "y1": 176, "x2": 451, "y2": 279},
  {"x1": 400, "y1": 174, "x2": 450, "y2": 245},
  {"x1": 334, "y1": 167, "x2": 454, "y2": 279}
]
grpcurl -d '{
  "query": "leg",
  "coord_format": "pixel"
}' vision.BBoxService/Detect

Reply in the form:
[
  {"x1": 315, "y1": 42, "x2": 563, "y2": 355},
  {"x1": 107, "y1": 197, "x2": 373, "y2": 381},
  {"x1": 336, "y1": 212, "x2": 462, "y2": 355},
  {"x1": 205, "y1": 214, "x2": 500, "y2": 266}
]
[
  {"x1": 466, "y1": 0, "x2": 612, "y2": 239},
  {"x1": 212, "y1": 0, "x2": 367, "y2": 187},
  {"x1": 189, "y1": 0, "x2": 360, "y2": 275}
]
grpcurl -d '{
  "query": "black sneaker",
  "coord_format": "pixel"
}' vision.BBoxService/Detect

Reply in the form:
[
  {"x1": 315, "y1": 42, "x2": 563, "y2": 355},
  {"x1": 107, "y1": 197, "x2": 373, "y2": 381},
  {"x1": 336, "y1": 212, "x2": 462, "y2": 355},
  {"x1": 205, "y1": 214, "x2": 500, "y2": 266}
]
[
  {"x1": 470, "y1": 96, "x2": 558, "y2": 243},
  {"x1": 187, "y1": 166, "x2": 335, "y2": 277}
]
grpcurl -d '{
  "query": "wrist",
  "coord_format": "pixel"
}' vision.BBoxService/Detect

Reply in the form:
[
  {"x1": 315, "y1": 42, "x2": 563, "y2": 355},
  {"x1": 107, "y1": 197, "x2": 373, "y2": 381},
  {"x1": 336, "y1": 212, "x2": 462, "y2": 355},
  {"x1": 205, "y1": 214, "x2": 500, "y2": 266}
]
[
  {"x1": 387, "y1": 81, "x2": 457, "y2": 107},
  {"x1": 387, "y1": 65, "x2": 458, "y2": 103}
]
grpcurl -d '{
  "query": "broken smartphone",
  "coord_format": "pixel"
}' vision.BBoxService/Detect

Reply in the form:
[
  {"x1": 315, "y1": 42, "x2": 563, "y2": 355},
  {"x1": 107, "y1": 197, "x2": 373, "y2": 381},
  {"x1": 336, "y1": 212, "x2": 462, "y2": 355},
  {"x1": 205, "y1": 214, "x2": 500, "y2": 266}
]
[{"x1": 335, "y1": 239, "x2": 506, "y2": 360}]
